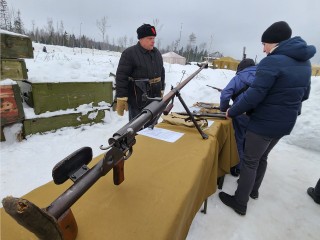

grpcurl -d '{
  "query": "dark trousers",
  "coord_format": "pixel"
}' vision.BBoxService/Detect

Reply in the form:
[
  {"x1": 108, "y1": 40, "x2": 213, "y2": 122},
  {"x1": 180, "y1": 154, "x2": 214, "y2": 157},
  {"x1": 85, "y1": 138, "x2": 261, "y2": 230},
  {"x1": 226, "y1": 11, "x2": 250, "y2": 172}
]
[
  {"x1": 235, "y1": 131, "x2": 281, "y2": 206},
  {"x1": 128, "y1": 104, "x2": 141, "y2": 121},
  {"x1": 232, "y1": 114, "x2": 250, "y2": 170}
]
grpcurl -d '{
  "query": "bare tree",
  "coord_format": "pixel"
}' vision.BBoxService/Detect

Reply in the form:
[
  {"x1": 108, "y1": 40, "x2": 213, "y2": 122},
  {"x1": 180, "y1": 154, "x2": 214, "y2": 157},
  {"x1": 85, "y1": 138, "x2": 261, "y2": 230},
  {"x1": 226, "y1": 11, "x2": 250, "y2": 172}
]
[
  {"x1": 186, "y1": 33, "x2": 196, "y2": 62},
  {"x1": 129, "y1": 36, "x2": 134, "y2": 46},
  {"x1": 116, "y1": 35, "x2": 129, "y2": 51},
  {"x1": 96, "y1": 16, "x2": 110, "y2": 48},
  {"x1": 153, "y1": 18, "x2": 163, "y2": 49},
  {"x1": 152, "y1": 18, "x2": 163, "y2": 32},
  {"x1": 45, "y1": 18, "x2": 54, "y2": 44},
  {"x1": 176, "y1": 23, "x2": 183, "y2": 51}
]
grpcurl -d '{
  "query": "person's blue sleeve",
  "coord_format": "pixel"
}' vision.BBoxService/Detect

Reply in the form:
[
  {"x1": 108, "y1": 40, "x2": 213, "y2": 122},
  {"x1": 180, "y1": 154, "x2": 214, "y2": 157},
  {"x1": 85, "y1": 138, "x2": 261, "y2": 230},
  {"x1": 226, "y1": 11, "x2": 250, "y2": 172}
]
[
  {"x1": 228, "y1": 58, "x2": 279, "y2": 117},
  {"x1": 220, "y1": 77, "x2": 237, "y2": 112}
]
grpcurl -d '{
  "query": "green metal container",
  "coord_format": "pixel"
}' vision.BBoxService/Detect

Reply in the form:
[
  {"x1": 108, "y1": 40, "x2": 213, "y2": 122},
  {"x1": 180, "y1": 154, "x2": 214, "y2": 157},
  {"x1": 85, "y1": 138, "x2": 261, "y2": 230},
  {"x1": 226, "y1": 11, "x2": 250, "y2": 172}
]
[
  {"x1": 23, "y1": 109, "x2": 107, "y2": 136},
  {"x1": 0, "y1": 59, "x2": 28, "y2": 80},
  {"x1": 0, "y1": 32, "x2": 34, "y2": 59},
  {"x1": 19, "y1": 81, "x2": 113, "y2": 114}
]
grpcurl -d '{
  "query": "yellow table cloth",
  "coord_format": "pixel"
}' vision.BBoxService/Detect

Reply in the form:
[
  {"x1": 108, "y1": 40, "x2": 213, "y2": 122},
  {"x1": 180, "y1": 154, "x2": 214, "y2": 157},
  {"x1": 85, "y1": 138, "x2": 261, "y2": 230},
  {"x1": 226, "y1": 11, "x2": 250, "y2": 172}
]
[{"x1": 1, "y1": 119, "x2": 239, "y2": 240}]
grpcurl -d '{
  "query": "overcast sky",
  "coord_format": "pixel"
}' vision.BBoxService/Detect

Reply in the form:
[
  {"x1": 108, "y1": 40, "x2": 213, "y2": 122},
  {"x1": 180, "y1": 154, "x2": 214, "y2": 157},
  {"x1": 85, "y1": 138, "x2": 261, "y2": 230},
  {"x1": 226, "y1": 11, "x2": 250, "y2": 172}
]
[{"x1": 9, "y1": 0, "x2": 320, "y2": 63}]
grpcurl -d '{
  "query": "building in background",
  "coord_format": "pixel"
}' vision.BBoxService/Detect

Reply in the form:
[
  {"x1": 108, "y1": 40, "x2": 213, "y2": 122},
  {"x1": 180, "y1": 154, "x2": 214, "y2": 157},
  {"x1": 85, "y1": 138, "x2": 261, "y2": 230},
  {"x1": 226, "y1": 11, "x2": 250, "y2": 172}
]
[{"x1": 162, "y1": 52, "x2": 186, "y2": 65}]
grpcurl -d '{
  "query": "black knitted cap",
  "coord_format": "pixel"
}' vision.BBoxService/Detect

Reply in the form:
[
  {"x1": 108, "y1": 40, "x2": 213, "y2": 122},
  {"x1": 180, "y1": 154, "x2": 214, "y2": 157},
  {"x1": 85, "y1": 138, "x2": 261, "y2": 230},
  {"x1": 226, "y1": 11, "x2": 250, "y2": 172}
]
[
  {"x1": 261, "y1": 21, "x2": 292, "y2": 43},
  {"x1": 237, "y1": 58, "x2": 255, "y2": 73},
  {"x1": 137, "y1": 24, "x2": 157, "y2": 39}
]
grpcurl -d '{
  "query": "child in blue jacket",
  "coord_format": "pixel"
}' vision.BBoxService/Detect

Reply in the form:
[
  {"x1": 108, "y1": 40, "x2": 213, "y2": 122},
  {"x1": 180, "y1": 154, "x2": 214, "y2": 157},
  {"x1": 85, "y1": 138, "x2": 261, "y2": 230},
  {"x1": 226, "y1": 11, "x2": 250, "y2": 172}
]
[{"x1": 220, "y1": 58, "x2": 256, "y2": 176}]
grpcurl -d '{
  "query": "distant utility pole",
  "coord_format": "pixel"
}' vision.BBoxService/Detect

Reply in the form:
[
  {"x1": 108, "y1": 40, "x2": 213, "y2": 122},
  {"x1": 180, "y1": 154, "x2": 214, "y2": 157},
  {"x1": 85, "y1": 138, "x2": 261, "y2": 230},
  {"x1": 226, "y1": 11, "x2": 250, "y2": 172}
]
[
  {"x1": 80, "y1": 22, "x2": 82, "y2": 54},
  {"x1": 208, "y1": 34, "x2": 213, "y2": 60},
  {"x1": 243, "y1": 46, "x2": 246, "y2": 60},
  {"x1": 178, "y1": 22, "x2": 183, "y2": 50}
]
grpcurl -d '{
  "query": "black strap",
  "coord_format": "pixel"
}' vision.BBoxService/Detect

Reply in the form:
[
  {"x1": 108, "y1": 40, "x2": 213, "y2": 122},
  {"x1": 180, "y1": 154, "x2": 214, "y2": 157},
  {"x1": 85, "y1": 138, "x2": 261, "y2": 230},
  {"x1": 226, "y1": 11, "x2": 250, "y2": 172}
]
[{"x1": 231, "y1": 85, "x2": 249, "y2": 101}]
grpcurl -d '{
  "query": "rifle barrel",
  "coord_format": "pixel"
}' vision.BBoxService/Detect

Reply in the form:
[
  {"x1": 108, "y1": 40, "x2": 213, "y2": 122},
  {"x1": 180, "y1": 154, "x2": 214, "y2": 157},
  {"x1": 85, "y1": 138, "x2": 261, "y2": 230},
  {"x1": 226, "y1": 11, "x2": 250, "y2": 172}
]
[{"x1": 163, "y1": 63, "x2": 208, "y2": 103}]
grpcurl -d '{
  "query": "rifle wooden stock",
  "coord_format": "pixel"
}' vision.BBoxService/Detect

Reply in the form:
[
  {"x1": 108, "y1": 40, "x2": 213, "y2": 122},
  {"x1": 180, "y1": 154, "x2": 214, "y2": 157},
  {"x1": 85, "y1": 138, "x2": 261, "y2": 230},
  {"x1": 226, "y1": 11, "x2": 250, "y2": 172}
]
[
  {"x1": 57, "y1": 209, "x2": 78, "y2": 240},
  {"x1": 2, "y1": 196, "x2": 77, "y2": 240},
  {"x1": 2, "y1": 63, "x2": 208, "y2": 240},
  {"x1": 113, "y1": 159, "x2": 125, "y2": 185}
]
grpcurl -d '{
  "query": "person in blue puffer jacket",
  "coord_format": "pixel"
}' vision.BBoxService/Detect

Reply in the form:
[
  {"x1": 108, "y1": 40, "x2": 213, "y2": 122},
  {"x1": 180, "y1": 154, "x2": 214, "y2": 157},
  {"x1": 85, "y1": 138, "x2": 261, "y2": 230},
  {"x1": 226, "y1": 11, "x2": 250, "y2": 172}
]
[
  {"x1": 219, "y1": 21, "x2": 316, "y2": 216},
  {"x1": 220, "y1": 58, "x2": 256, "y2": 177}
]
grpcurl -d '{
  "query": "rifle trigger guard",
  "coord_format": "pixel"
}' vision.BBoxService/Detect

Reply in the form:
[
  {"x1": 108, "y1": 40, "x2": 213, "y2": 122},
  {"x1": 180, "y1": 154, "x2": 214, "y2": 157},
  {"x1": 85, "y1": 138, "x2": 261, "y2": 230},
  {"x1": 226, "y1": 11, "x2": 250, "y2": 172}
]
[{"x1": 123, "y1": 147, "x2": 133, "y2": 160}]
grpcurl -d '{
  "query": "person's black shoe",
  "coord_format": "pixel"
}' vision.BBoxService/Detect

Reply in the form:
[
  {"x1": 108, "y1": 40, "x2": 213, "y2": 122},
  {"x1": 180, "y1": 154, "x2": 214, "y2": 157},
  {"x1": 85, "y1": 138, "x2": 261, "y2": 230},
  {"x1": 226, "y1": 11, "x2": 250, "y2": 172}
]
[
  {"x1": 230, "y1": 167, "x2": 240, "y2": 177},
  {"x1": 307, "y1": 187, "x2": 320, "y2": 204},
  {"x1": 250, "y1": 191, "x2": 259, "y2": 199},
  {"x1": 219, "y1": 192, "x2": 247, "y2": 215}
]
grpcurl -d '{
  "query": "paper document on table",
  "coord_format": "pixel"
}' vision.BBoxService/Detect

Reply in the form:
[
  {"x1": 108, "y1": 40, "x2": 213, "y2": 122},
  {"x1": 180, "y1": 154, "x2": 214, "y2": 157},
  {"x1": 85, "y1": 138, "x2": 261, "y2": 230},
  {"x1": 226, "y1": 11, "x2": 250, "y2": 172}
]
[
  {"x1": 207, "y1": 120, "x2": 214, "y2": 127},
  {"x1": 137, "y1": 127, "x2": 184, "y2": 143}
]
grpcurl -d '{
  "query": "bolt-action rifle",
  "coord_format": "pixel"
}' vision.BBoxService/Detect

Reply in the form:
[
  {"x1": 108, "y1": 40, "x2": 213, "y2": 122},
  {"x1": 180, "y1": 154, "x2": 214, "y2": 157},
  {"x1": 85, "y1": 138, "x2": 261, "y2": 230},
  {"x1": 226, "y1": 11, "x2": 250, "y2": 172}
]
[
  {"x1": 175, "y1": 111, "x2": 227, "y2": 119},
  {"x1": 2, "y1": 63, "x2": 209, "y2": 240}
]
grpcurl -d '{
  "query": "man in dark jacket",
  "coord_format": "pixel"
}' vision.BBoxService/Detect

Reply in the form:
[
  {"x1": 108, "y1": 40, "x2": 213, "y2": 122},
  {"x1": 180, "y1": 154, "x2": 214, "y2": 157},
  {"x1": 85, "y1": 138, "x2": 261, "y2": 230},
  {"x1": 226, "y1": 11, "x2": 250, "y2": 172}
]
[
  {"x1": 115, "y1": 24, "x2": 165, "y2": 121},
  {"x1": 219, "y1": 21, "x2": 316, "y2": 215},
  {"x1": 220, "y1": 58, "x2": 256, "y2": 177}
]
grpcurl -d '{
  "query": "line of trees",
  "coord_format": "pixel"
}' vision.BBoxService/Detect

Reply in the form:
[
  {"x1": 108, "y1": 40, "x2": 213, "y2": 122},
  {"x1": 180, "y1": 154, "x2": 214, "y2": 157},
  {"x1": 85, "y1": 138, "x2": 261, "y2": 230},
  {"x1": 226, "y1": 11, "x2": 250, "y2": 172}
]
[{"x1": 0, "y1": 0, "x2": 223, "y2": 62}]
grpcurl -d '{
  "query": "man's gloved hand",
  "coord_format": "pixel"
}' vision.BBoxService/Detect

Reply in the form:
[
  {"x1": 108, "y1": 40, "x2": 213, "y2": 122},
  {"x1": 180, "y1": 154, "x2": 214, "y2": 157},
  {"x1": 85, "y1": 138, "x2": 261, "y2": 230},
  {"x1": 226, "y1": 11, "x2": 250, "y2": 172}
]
[
  {"x1": 161, "y1": 90, "x2": 164, "y2": 98},
  {"x1": 116, "y1": 97, "x2": 128, "y2": 116}
]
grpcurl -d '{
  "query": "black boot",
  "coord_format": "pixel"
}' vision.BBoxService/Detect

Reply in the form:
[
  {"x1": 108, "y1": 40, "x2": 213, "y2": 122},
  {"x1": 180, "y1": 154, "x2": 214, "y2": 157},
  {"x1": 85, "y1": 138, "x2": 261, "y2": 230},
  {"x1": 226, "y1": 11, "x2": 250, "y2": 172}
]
[
  {"x1": 219, "y1": 192, "x2": 247, "y2": 215},
  {"x1": 307, "y1": 187, "x2": 320, "y2": 204},
  {"x1": 230, "y1": 167, "x2": 240, "y2": 177},
  {"x1": 250, "y1": 191, "x2": 259, "y2": 200}
]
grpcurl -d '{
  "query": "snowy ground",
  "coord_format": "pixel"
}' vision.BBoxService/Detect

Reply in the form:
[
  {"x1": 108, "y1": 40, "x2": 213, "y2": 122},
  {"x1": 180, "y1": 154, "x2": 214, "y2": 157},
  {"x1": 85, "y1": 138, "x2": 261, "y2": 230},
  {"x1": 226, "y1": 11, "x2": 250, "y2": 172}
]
[{"x1": 1, "y1": 42, "x2": 319, "y2": 239}]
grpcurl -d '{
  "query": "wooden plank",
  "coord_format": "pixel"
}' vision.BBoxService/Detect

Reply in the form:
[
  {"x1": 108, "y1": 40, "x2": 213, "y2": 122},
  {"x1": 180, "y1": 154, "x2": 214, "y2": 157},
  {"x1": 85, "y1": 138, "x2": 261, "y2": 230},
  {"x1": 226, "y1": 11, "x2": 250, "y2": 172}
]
[
  {"x1": 0, "y1": 59, "x2": 28, "y2": 80},
  {"x1": 0, "y1": 84, "x2": 25, "y2": 126},
  {"x1": 23, "y1": 109, "x2": 107, "y2": 136},
  {"x1": 0, "y1": 32, "x2": 33, "y2": 59},
  {"x1": 26, "y1": 81, "x2": 113, "y2": 114}
]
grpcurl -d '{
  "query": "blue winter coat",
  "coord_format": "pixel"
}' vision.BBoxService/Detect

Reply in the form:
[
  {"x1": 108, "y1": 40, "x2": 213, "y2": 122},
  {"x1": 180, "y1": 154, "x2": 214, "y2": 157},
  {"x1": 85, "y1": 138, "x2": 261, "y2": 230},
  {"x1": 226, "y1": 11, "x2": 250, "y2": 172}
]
[
  {"x1": 220, "y1": 65, "x2": 257, "y2": 112},
  {"x1": 228, "y1": 36, "x2": 316, "y2": 138}
]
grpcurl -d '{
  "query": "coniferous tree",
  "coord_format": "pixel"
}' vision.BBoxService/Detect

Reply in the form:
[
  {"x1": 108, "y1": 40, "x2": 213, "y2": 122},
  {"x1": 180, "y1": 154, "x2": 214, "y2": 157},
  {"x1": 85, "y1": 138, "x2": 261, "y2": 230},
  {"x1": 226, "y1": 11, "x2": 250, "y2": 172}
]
[{"x1": 13, "y1": 10, "x2": 23, "y2": 33}]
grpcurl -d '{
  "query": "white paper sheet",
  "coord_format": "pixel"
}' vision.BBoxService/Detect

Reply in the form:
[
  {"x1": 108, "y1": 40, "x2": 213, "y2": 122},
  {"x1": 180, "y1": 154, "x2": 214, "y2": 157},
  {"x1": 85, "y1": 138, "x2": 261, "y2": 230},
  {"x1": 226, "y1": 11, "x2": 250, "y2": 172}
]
[
  {"x1": 207, "y1": 120, "x2": 214, "y2": 127},
  {"x1": 137, "y1": 127, "x2": 184, "y2": 143}
]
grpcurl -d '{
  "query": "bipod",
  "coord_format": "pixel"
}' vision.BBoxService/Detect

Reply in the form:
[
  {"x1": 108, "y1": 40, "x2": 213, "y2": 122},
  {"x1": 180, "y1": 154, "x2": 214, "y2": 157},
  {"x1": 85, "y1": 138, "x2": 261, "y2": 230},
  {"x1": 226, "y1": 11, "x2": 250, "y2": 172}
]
[{"x1": 173, "y1": 89, "x2": 208, "y2": 139}]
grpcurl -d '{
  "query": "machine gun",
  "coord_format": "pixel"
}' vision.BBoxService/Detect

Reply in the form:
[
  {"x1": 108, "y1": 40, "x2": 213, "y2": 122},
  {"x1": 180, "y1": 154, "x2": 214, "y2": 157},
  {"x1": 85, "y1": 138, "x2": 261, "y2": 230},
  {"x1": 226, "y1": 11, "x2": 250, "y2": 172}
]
[{"x1": 2, "y1": 63, "x2": 209, "y2": 240}]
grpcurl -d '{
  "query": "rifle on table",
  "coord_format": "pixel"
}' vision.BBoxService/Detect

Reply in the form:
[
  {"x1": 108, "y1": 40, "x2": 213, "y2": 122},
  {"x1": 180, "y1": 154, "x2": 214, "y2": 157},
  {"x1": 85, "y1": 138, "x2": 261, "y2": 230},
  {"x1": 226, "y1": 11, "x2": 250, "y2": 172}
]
[
  {"x1": 206, "y1": 85, "x2": 222, "y2": 92},
  {"x1": 194, "y1": 102, "x2": 220, "y2": 110},
  {"x1": 2, "y1": 63, "x2": 209, "y2": 240},
  {"x1": 175, "y1": 111, "x2": 227, "y2": 120}
]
